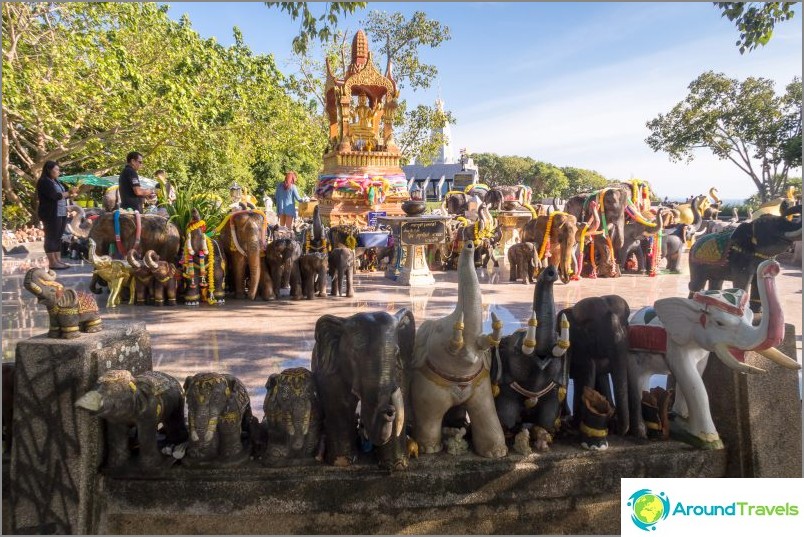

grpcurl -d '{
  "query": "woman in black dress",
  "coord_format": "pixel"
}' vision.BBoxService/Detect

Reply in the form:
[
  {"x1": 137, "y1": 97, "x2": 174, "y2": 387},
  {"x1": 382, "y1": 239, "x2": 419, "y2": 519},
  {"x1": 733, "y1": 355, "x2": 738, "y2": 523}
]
[{"x1": 36, "y1": 160, "x2": 78, "y2": 270}]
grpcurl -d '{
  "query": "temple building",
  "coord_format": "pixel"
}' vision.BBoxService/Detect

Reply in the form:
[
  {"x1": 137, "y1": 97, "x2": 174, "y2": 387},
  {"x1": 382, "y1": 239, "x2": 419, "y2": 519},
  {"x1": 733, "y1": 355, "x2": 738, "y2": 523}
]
[{"x1": 315, "y1": 30, "x2": 409, "y2": 227}]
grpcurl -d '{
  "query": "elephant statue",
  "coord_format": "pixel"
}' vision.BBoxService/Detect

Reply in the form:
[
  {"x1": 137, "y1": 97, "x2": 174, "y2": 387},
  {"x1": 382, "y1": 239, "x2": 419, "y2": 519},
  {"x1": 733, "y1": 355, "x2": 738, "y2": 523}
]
[
  {"x1": 564, "y1": 186, "x2": 629, "y2": 257},
  {"x1": 88, "y1": 211, "x2": 181, "y2": 261},
  {"x1": 88, "y1": 238, "x2": 132, "y2": 308},
  {"x1": 183, "y1": 372, "x2": 253, "y2": 466},
  {"x1": 75, "y1": 370, "x2": 187, "y2": 468},
  {"x1": 484, "y1": 184, "x2": 532, "y2": 211},
  {"x1": 507, "y1": 241, "x2": 538, "y2": 284},
  {"x1": 408, "y1": 241, "x2": 507, "y2": 459},
  {"x1": 142, "y1": 250, "x2": 178, "y2": 306},
  {"x1": 688, "y1": 208, "x2": 802, "y2": 314},
  {"x1": 3, "y1": 362, "x2": 15, "y2": 455},
  {"x1": 443, "y1": 192, "x2": 470, "y2": 217},
  {"x1": 312, "y1": 308, "x2": 415, "y2": 471},
  {"x1": 579, "y1": 233, "x2": 620, "y2": 278},
  {"x1": 24, "y1": 267, "x2": 102, "y2": 338},
  {"x1": 619, "y1": 210, "x2": 662, "y2": 272},
  {"x1": 299, "y1": 252, "x2": 328, "y2": 299},
  {"x1": 702, "y1": 187, "x2": 722, "y2": 220},
  {"x1": 493, "y1": 265, "x2": 570, "y2": 451},
  {"x1": 328, "y1": 223, "x2": 360, "y2": 249},
  {"x1": 266, "y1": 238, "x2": 302, "y2": 300},
  {"x1": 627, "y1": 260, "x2": 801, "y2": 449},
  {"x1": 217, "y1": 210, "x2": 271, "y2": 300},
  {"x1": 520, "y1": 212, "x2": 578, "y2": 283},
  {"x1": 262, "y1": 367, "x2": 322, "y2": 462},
  {"x1": 453, "y1": 204, "x2": 500, "y2": 268},
  {"x1": 181, "y1": 209, "x2": 227, "y2": 305},
  {"x1": 328, "y1": 246, "x2": 355, "y2": 297},
  {"x1": 126, "y1": 250, "x2": 153, "y2": 305},
  {"x1": 558, "y1": 295, "x2": 630, "y2": 438}
]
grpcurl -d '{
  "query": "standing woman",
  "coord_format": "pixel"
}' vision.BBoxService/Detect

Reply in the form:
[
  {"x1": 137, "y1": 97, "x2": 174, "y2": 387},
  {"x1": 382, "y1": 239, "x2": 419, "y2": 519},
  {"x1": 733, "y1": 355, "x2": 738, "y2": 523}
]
[
  {"x1": 36, "y1": 160, "x2": 78, "y2": 270},
  {"x1": 275, "y1": 171, "x2": 305, "y2": 229}
]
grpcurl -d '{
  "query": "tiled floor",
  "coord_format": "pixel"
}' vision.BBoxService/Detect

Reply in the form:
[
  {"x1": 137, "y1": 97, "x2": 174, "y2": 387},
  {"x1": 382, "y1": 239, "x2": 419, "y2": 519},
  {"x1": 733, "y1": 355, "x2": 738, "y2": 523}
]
[{"x1": 3, "y1": 242, "x2": 801, "y2": 417}]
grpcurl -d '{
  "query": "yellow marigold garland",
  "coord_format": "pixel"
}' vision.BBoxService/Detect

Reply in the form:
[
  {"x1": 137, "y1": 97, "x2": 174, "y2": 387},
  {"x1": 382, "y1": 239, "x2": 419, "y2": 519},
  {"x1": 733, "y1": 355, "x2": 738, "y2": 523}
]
[
  {"x1": 538, "y1": 213, "x2": 557, "y2": 262},
  {"x1": 345, "y1": 235, "x2": 357, "y2": 250},
  {"x1": 205, "y1": 236, "x2": 216, "y2": 304}
]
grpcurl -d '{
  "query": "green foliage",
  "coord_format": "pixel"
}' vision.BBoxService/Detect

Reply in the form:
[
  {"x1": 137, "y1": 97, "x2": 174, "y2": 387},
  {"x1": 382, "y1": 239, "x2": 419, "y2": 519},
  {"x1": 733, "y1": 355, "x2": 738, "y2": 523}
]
[
  {"x1": 714, "y1": 2, "x2": 797, "y2": 54},
  {"x1": 2, "y1": 203, "x2": 31, "y2": 229},
  {"x1": 561, "y1": 167, "x2": 610, "y2": 196},
  {"x1": 645, "y1": 71, "x2": 802, "y2": 202},
  {"x1": 265, "y1": 2, "x2": 366, "y2": 55},
  {"x1": 2, "y1": 3, "x2": 326, "y2": 215},
  {"x1": 162, "y1": 180, "x2": 228, "y2": 239}
]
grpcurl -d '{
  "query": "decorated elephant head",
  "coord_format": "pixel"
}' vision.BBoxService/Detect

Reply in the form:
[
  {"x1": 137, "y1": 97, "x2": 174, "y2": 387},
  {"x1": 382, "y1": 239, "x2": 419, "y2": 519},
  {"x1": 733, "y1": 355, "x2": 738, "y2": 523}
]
[
  {"x1": 24, "y1": 267, "x2": 102, "y2": 338},
  {"x1": 312, "y1": 308, "x2": 414, "y2": 469},
  {"x1": 263, "y1": 367, "x2": 322, "y2": 459},
  {"x1": 23, "y1": 266, "x2": 63, "y2": 305}
]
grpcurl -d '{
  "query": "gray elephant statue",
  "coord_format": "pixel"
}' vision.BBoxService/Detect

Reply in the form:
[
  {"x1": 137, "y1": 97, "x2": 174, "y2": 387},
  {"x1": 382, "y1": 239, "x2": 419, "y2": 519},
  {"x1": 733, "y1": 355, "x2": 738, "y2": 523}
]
[
  {"x1": 408, "y1": 241, "x2": 507, "y2": 459},
  {"x1": 299, "y1": 252, "x2": 328, "y2": 299},
  {"x1": 266, "y1": 238, "x2": 302, "y2": 300},
  {"x1": 493, "y1": 265, "x2": 570, "y2": 452},
  {"x1": 628, "y1": 260, "x2": 800, "y2": 449},
  {"x1": 558, "y1": 295, "x2": 631, "y2": 440},
  {"x1": 312, "y1": 308, "x2": 415, "y2": 471},
  {"x1": 688, "y1": 208, "x2": 802, "y2": 314},
  {"x1": 23, "y1": 267, "x2": 102, "y2": 339},
  {"x1": 328, "y1": 246, "x2": 355, "y2": 297},
  {"x1": 183, "y1": 372, "x2": 253, "y2": 466},
  {"x1": 75, "y1": 370, "x2": 187, "y2": 469},
  {"x1": 507, "y1": 241, "x2": 538, "y2": 284},
  {"x1": 262, "y1": 367, "x2": 322, "y2": 463}
]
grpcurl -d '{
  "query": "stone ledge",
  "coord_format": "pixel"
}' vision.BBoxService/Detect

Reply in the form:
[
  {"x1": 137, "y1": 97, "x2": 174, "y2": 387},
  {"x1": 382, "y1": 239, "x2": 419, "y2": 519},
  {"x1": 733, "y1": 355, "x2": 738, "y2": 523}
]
[{"x1": 98, "y1": 438, "x2": 726, "y2": 535}]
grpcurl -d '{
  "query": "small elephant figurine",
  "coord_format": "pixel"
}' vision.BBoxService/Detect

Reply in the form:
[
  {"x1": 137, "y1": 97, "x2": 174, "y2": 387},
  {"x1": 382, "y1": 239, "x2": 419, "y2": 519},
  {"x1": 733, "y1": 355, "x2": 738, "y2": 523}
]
[
  {"x1": 127, "y1": 250, "x2": 154, "y2": 305},
  {"x1": 299, "y1": 251, "x2": 328, "y2": 299},
  {"x1": 24, "y1": 267, "x2": 102, "y2": 338},
  {"x1": 75, "y1": 370, "x2": 187, "y2": 468},
  {"x1": 143, "y1": 250, "x2": 178, "y2": 306},
  {"x1": 184, "y1": 372, "x2": 253, "y2": 466},
  {"x1": 262, "y1": 367, "x2": 322, "y2": 462},
  {"x1": 507, "y1": 242, "x2": 538, "y2": 284},
  {"x1": 328, "y1": 246, "x2": 355, "y2": 297}
]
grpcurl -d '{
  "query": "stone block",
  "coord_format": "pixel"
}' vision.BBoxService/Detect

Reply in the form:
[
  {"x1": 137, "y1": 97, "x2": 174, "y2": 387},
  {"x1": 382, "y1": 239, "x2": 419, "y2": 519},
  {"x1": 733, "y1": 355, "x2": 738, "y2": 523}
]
[
  {"x1": 9, "y1": 321, "x2": 152, "y2": 534},
  {"x1": 703, "y1": 322, "x2": 802, "y2": 477}
]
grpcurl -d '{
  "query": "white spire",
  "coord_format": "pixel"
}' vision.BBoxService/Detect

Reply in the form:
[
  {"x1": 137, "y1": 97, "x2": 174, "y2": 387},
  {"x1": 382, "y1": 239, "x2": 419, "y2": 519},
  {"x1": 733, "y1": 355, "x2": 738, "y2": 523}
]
[{"x1": 432, "y1": 96, "x2": 454, "y2": 164}]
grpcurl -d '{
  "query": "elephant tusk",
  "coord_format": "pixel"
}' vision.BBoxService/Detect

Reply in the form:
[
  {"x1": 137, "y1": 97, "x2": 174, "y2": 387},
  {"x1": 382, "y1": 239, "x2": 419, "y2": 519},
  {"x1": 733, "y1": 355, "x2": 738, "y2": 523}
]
[
  {"x1": 478, "y1": 311, "x2": 503, "y2": 350},
  {"x1": 75, "y1": 391, "x2": 103, "y2": 412},
  {"x1": 521, "y1": 311, "x2": 538, "y2": 356},
  {"x1": 391, "y1": 387, "x2": 405, "y2": 438},
  {"x1": 448, "y1": 313, "x2": 465, "y2": 355},
  {"x1": 713, "y1": 343, "x2": 765, "y2": 375},
  {"x1": 191, "y1": 429, "x2": 199, "y2": 442},
  {"x1": 552, "y1": 313, "x2": 571, "y2": 357},
  {"x1": 144, "y1": 250, "x2": 159, "y2": 270},
  {"x1": 756, "y1": 347, "x2": 801, "y2": 370}
]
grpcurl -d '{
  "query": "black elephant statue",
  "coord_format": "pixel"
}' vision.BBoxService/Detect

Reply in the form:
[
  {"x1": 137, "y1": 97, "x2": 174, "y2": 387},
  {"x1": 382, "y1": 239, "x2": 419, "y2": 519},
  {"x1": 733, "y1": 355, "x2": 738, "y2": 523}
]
[
  {"x1": 88, "y1": 211, "x2": 181, "y2": 262},
  {"x1": 266, "y1": 238, "x2": 302, "y2": 300},
  {"x1": 484, "y1": 184, "x2": 531, "y2": 211},
  {"x1": 558, "y1": 295, "x2": 631, "y2": 439},
  {"x1": 494, "y1": 266, "x2": 570, "y2": 452},
  {"x1": 443, "y1": 192, "x2": 470, "y2": 216},
  {"x1": 261, "y1": 367, "x2": 322, "y2": 463},
  {"x1": 328, "y1": 246, "x2": 355, "y2": 297},
  {"x1": 23, "y1": 267, "x2": 102, "y2": 338},
  {"x1": 299, "y1": 252, "x2": 328, "y2": 299},
  {"x1": 688, "y1": 208, "x2": 802, "y2": 313},
  {"x1": 75, "y1": 370, "x2": 187, "y2": 469},
  {"x1": 183, "y1": 372, "x2": 253, "y2": 466},
  {"x1": 312, "y1": 308, "x2": 415, "y2": 471}
]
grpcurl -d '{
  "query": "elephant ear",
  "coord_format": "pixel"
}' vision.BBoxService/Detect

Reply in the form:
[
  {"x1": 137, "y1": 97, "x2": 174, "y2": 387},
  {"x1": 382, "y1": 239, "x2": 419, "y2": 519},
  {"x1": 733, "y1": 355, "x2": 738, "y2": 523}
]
[
  {"x1": 56, "y1": 289, "x2": 78, "y2": 309},
  {"x1": 134, "y1": 380, "x2": 151, "y2": 416},
  {"x1": 183, "y1": 375, "x2": 194, "y2": 394},
  {"x1": 394, "y1": 308, "x2": 416, "y2": 370},
  {"x1": 654, "y1": 297, "x2": 704, "y2": 347},
  {"x1": 312, "y1": 315, "x2": 345, "y2": 376},
  {"x1": 729, "y1": 221, "x2": 753, "y2": 249}
]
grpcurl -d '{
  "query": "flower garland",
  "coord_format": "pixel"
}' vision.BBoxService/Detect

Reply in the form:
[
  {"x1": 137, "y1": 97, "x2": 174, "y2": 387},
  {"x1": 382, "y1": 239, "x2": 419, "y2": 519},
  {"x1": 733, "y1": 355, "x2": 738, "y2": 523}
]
[
  {"x1": 205, "y1": 235, "x2": 216, "y2": 304},
  {"x1": 537, "y1": 213, "x2": 557, "y2": 262},
  {"x1": 345, "y1": 235, "x2": 357, "y2": 250},
  {"x1": 588, "y1": 235, "x2": 598, "y2": 278},
  {"x1": 305, "y1": 230, "x2": 328, "y2": 253}
]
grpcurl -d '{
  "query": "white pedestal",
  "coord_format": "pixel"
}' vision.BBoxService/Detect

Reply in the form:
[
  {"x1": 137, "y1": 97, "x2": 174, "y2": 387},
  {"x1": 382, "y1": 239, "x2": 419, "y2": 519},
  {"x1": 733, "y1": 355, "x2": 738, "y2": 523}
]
[
  {"x1": 495, "y1": 211, "x2": 533, "y2": 268},
  {"x1": 397, "y1": 244, "x2": 435, "y2": 286}
]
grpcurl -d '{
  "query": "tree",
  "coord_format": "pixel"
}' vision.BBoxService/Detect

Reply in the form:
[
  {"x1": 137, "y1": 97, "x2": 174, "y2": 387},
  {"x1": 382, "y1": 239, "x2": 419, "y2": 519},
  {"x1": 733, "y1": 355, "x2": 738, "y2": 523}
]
[
  {"x1": 560, "y1": 167, "x2": 610, "y2": 197},
  {"x1": 529, "y1": 162, "x2": 568, "y2": 199},
  {"x1": 2, "y1": 3, "x2": 325, "y2": 216},
  {"x1": 645, "y1": 71, "x2": 802, "y2": 202},
  {"x1": 714, "y1": 2, "x2": 797, "y2": 54},
  {"x1": 264, "y1": 2, "x2": 367, "y2": 55}
]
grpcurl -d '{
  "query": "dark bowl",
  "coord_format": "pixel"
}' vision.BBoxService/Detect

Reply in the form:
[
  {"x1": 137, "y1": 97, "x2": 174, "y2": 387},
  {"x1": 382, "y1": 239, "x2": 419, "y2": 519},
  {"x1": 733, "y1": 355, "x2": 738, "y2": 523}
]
[{"x1": 402, "y1": 200, "x2": 427, "y2": 216}]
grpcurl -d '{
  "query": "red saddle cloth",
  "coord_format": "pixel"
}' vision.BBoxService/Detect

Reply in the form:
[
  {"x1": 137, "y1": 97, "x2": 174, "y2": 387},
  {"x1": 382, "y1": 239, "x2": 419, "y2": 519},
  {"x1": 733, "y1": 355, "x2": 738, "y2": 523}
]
[{"x1": 628, "y1": 325, "x2": 667, "y2": 354}]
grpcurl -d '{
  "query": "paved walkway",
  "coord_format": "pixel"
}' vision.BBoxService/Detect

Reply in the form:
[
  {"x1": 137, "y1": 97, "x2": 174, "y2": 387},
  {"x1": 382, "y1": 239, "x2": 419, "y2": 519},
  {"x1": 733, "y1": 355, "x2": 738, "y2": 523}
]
[{"x1": 3, "y1": 241, "x2": 801, "y2": 416}]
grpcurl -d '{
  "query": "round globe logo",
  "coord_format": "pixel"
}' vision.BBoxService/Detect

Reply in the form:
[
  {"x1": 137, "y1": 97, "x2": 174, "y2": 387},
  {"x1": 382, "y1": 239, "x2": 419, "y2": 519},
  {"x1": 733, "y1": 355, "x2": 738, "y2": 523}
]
[{"x1": 627, "y1": 489, "x2": 670, "y2": 531}]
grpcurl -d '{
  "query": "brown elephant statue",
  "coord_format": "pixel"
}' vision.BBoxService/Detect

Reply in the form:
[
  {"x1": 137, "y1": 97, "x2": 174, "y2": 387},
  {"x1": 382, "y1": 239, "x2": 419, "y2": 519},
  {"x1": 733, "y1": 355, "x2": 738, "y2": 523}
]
[
  {"x1": 217, "y1": 210, "x2": 273, "y2": 300},
  {"x1": 24, "y1": 268, "x2": 102, "y2": 338},
  {"x1": 181, "y1": 210, "x2": 227, "y2": 305},
  {"x1": 507, "y1": 241, "x2": 538, "y2": 284},
  {"x1": 88, "y1": 210, "x2": 180, "y2": 261},
  {"x1": 564, "y1": 186, "x2": 629, "y2": 256},
  {"x1": 520, "y1": 212, "x2": 578, "y2": 283},
  {"x1": 126, "y1": 250, "x2": 153, "y2": 305},
  {"x1": 266, "y1": 238, "x2": 302, "y2": 300},
  {"x1": 143, "y1": 250, "x2": 179, "y2": 306},
  {"x1": 579, "y1": 233, "x2": 620, "y2": 278},
  {"x1": 328, "y1": 246, "x2": 355, "y2": 297}
]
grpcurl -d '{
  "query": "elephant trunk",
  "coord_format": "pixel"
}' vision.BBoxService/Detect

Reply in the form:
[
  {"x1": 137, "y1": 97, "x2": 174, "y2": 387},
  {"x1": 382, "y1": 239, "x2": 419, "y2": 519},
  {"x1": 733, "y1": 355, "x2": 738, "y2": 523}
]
[
  {"x1": 709, "y1": 187, "x2": 720, "y2": 204},
  {"x1": 287, "y1": 401, "x2": 312, "y2": 450},
  {"x1": 88, "y1": 238, "x2": 103, "y2": 266},
  {"x1": 455, "y1": 241, "x2": 482, "y2": 340},
  {"x1": 312, "y1": 205, "x2": 323, "y2": 241},
  {"x1": 690, "y1": 195, "x2": 704, "y2": 232},
  {"x1": 533, "y1": 265, "x2": 558, "y2": 356},
  {"x1": 248, "y1": 241, "x2": 261, "y2": 300},
  {"x1": 190, "y1": 413, "x2": 218, "y2": 444}
]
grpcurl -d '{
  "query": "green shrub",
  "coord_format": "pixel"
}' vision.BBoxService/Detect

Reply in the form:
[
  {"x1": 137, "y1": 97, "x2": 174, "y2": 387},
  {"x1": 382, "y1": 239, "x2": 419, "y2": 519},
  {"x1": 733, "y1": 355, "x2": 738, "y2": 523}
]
[{"x1": 2, "y1": 204, "x2": 31, "y2": 230}]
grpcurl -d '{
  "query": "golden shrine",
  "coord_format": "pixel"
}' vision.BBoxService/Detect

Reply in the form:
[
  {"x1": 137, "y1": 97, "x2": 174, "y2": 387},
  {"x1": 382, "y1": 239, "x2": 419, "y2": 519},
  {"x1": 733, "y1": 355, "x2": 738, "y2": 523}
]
[{"x1": 315, "y1": 30, "x2": 409, "y2": 227}]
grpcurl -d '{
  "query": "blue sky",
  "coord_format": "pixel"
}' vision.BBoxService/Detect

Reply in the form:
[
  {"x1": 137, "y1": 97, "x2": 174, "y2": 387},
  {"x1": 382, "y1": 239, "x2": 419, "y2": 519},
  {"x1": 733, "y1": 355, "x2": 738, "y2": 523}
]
[{"x1": 165, "y1": 2, "x2": 802, "y2": 200}]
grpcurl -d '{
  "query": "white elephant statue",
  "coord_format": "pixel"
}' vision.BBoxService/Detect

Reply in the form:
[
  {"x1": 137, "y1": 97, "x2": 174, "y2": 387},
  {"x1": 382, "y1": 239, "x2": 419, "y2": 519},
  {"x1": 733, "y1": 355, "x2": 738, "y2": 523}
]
[
  {"x1": 407, "y1": 241, "x2": 507, "y2": 458},
  {"x1": 627, "y1": 259, "x2": 800, "y2": 449}
]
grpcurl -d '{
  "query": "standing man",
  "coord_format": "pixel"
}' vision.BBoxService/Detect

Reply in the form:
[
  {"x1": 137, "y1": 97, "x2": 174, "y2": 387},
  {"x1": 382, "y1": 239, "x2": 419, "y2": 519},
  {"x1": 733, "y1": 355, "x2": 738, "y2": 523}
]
[{"x1": 118, "y1": 151, "x2": 155, "y2": 212}]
